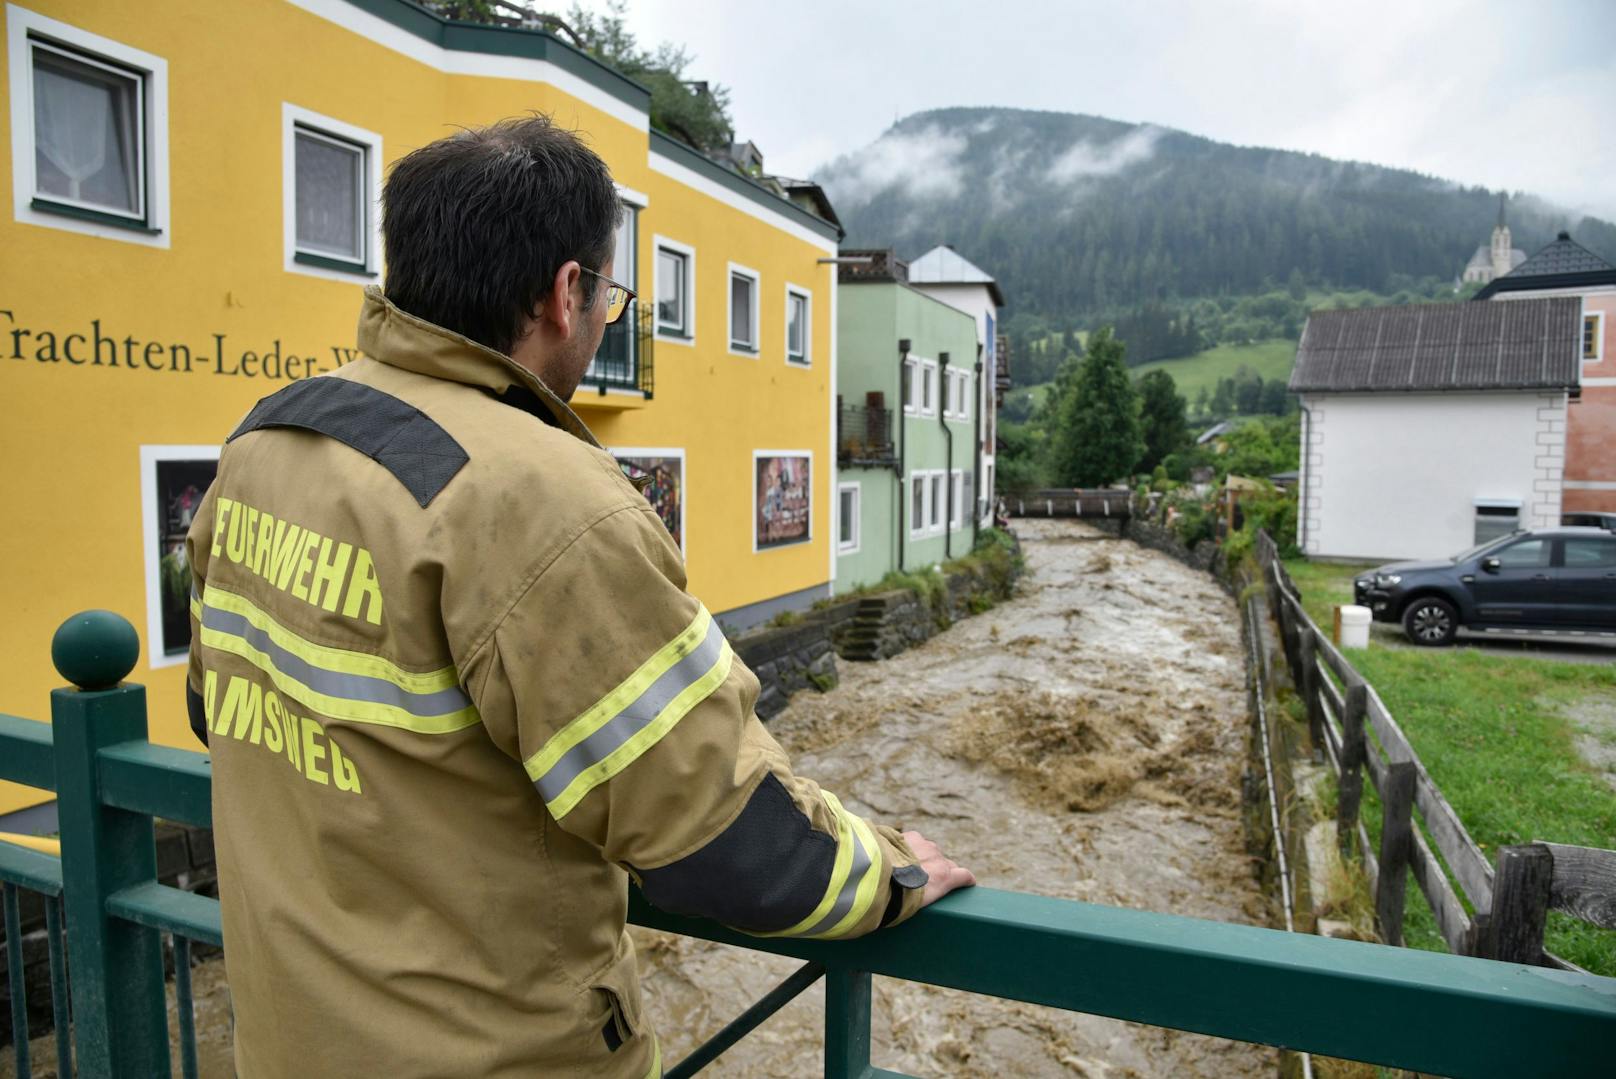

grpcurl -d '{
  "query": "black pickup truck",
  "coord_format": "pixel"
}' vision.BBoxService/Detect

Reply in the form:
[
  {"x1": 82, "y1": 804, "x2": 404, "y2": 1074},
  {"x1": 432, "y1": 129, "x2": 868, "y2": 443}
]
[{"x1": 1353, "y1": 527, "x2": 1616, "y2": 645}]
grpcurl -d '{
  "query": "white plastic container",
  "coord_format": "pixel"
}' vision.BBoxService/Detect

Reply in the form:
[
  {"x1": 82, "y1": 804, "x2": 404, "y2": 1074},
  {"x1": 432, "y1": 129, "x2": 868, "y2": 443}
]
[{"x1": 1339, "y1": 605, "x2": 1372, "y2": 650}]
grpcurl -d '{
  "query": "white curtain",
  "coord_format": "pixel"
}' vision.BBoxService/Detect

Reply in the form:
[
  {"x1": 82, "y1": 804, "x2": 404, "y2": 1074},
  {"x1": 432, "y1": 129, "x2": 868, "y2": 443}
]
[
  {"x1": 33, "y1": 48, "x2": 138, "y2": 211},
  {"x1": 295, "y1": 131, "x2": 362, "y2": 260}
]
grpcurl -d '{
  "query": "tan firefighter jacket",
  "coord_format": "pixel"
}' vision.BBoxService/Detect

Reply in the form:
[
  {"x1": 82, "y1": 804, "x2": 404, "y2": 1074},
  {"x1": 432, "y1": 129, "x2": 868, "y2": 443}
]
[{"x1": 185, "y1": 287, "x2": 928, "y2": 1078}]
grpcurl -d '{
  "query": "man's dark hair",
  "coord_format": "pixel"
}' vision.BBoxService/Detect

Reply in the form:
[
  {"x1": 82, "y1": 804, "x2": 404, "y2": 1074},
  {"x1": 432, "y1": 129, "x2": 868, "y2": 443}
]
[{"x1": 382, "y1": 115, "x2": 620, "y2": 355}]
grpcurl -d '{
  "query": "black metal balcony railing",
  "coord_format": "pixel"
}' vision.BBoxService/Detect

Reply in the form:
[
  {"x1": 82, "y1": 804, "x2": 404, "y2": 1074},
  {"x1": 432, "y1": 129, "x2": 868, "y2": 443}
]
[
  {"x1": 837, "y1": 403, "x2": 896, "y2": 466},
  {"x1": 582, "y1": 301, "x2": 654, "y2": 398}
]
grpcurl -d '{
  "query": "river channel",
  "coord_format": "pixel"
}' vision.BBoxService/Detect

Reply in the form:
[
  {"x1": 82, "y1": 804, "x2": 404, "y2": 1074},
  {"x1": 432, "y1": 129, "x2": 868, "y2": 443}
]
[
  {"x1": 1, "y1": 519, "x2": 1270, "y2": 1079},
  {"x1": 634, "y1": 517, "x2": 1274, "y2": 1077}
]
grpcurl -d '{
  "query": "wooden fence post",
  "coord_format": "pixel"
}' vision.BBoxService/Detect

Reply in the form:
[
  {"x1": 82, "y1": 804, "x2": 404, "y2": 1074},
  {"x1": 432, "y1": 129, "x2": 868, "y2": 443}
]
[
  {"x1": 1337, "y1": 683, "x2": 1368, "y2": 859},
  {"x1": 1484, "y1": 844, "x2": 1554, "y2": 966},
  {"x1": 1298, "y1": 629, "x2": 1325, "y2": 758},
  {"x1": 1375, "y1": 760, "x2": 1417, "y2": 946}
]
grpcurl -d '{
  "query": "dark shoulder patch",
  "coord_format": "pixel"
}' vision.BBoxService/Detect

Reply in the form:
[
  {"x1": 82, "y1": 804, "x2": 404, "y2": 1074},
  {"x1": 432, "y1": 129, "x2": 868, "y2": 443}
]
[{"x1": 228, "y1": 379, "x2": 469, "y2": 508}]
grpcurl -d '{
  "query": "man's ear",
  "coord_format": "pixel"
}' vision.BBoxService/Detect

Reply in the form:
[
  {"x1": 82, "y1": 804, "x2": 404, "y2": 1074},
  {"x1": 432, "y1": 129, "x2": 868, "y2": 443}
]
[{"x1": 541, "y1": 259, "x2": 583, "y2": 340}]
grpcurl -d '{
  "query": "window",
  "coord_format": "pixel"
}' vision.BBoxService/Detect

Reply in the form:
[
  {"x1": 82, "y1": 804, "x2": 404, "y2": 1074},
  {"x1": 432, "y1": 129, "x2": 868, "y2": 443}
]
[
  {"x1": 903, "y1": 359, "x2": 918, "y2": 413},
  {"x1": 9, "y1": 6, "x2": 170, "y2": 245},
  {"x1": 654, "y1": 236, "x2": 695, "y2": 342},
  {"x1": 728, "y1": 263, "x2": 759, "y2": 354},
  {"x1": 929, "y1": 473, "x2": 944, "y2": 531},
  {"x1": 1585, "y1": 311, "x2": 1605, "y2": 364},
  {"x1": 943, "y1": 369, "x2": 972, "y2": 421},
  {"x1": 910, "y1": 474, "x2": 926, "y2": 537},
  {"x1": 1494, "y1": 538, "x2": 1549, "y2": 569},
  {"x1": 786, "y1": 286, "x2": 810, "y2": 367},
  {"x1": 922, "y1": 363, "x2": 937, "y2": 416},
  {"x1": 1564, "y1": 537, "x2": 1616, "y2": 568},
  {"x1": 140, "y1": 445, "x2": 220, "y2": 669},
  {"x1": 283, "y1": 105, "x2": 381, "y2": 279},
  {"x1": 951, "y1": 470, "x2": 965, "y2": 529},
  {"x1": 838, "y1": 483, "x2": 860, "y2": 553},
  {"x1": 1473, "y1": 501, "x2": 1520, "y2": 545},
  {"x1": 587, "y1": 202, "x2": 640, "y2": 388}
]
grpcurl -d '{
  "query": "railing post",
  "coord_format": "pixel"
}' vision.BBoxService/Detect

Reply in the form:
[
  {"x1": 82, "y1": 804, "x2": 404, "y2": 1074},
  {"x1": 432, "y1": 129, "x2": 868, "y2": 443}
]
[
  {"x1": 49, "y1": 611, "x2": 171, "y2": 1078},
  {"x1": 1482, "y1": 844, "x2": 1554, "y2": 965},
  {"x1": 1298, "y1": 629, "x2": 1326, "y2": 758},
  {"x1": 1337, "y1": 683, "x2": 1369, "y2": 859},
  {"x1": 823, "y1": 967, "x2": 872, "y2": 1079},
  {"x1": 1375, "y1": 760, "x2": 1417, "y2": 947}
]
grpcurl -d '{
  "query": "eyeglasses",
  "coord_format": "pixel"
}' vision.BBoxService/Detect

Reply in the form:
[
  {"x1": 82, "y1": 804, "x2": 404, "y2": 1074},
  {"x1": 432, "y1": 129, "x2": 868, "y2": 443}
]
[{"x1": 579, "y1": 266, "x2": 636, "y2": 325}]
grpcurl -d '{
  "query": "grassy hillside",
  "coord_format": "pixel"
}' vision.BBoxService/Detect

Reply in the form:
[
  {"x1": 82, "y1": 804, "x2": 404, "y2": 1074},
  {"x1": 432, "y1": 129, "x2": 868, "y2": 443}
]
[{"x1": 1134, "y1": 339, "x2": 1296, "y2": 405}]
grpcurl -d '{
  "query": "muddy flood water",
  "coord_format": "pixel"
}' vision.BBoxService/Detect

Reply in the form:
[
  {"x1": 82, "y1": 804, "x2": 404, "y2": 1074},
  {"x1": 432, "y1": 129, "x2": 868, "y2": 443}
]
[
  {"x1": 635, "y1": 517, "x2": 1273, "y2": 1077},
  {"x1": 3, "y1": 519, "x2": 1270, "y2": 1079}
]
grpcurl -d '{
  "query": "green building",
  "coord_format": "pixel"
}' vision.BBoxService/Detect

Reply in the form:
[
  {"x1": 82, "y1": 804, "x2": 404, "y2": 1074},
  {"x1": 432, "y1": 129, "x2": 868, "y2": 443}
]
[{"x1": 834, "y1": 251, "x2": 983, "y2": 592}]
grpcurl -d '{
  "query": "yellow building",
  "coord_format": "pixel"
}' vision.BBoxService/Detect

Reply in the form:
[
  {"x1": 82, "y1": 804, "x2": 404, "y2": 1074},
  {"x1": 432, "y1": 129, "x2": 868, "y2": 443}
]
[{"x1": 0, "y1": 0, "x2": 842, "y2": 822}]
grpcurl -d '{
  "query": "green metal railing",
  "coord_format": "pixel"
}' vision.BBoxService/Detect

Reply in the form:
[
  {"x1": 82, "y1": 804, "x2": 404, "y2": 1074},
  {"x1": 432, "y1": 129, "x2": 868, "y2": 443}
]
[{"x1": 2, "y1": 611, "x2": 1614, "y2": 1078}]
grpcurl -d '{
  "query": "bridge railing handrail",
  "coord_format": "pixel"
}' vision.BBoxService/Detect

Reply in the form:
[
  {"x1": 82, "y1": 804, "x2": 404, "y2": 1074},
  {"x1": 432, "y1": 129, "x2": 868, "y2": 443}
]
[{"x1": 2, "y1": 613, "x2": 1613, "y2": 1078}]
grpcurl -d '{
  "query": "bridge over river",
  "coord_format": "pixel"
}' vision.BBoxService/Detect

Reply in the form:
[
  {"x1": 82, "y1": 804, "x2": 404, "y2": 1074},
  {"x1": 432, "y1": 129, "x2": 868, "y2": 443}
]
[{"x1": 635, "y1": 517, "x2": 1271, "y2": 1077}]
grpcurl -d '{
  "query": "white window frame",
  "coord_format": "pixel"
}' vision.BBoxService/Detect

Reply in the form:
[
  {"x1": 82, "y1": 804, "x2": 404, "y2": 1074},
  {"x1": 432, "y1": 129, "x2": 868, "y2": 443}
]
[
  {"x1": 903, "y1": 358, "x2": 919, "y2": 415},
  {"x1": 908, "y1": 357, "x2": 939, "y2": 418},
  {"x1": 282, "y1": 103, "x2": 383, "y2": 282},
  {"x1": 140, "y1": 444, "x2": 220, "y2": 670},
  {"x1": 727, "y1": 262, "x2": 761, "y2": 356},
  {"x1": 1585, "y1": 309, "x2": 1605, "y2": 365},
  {"x1": 945, "y1": 369, "x2": 972, "y2": 421},
  {"x1": 929, "y1": 472, "x2": 945, "y2": 532},
  {"x1": 785, "y1": 284, "x2": 812, "y2": 367},
  {"x1": 8, "y1": 5, "x2": 170, "y2": 247},
  {"x1": 653, "y1": 235, "x2": 697, "y2": 345},
  {"x1": 950, "y1": 470, "x2": 965, "y2": 530},
  {"x1": 837, "y1": 482, "x2": 860, "y2": 554},
  {"x1": 908, "y1": 472, "x2": 929, "y2": 539},
  {"x1": 752, "y1": 449, "x2": 814, "y2": 552}
]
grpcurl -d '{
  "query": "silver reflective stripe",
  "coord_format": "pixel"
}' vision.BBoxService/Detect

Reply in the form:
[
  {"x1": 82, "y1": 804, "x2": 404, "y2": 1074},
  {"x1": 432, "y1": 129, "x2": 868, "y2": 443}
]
[
  {"x1": 798, "y1": 816, "x2": 873, "y2": 938},
  {"x1": 534, "y1": 617, "x2": 726, "y2": 804},
  {"x1": 199, "y1": 604, "x2": 471, "y2": 718}
]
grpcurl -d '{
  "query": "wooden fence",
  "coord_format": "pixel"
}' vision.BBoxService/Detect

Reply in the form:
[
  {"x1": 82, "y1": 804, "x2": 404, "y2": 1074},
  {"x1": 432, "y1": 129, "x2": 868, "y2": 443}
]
[{"x1": 1254, "y1": 531, "x2": 1616, "y2": 969}]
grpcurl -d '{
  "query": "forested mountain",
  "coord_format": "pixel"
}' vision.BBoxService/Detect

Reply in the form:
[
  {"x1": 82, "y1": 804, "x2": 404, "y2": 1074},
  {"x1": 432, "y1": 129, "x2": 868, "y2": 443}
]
[{"x1": 816, "y1": 107, "x2": 1616, "y2": 321}]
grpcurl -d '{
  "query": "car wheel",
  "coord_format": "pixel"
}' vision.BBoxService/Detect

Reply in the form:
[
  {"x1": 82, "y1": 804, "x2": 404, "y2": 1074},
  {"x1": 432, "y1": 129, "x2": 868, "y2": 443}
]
[{"x1": 1402, "y1": 596, "x2": 1458, "y2": 646}]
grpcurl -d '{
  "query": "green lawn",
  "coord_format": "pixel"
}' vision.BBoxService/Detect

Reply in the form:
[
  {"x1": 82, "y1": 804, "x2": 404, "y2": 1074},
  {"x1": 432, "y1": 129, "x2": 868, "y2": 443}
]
[
  {"x1": 1134, "y1": 338, "x2": 1297, "y2": 404},
  {"x1": 1282, "y1": 559, "x2": 1616, "y2": 974}
]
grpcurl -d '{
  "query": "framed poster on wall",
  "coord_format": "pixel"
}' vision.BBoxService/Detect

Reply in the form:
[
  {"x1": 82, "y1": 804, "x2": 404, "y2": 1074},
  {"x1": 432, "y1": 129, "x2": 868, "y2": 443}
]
[
  {"x1": 754, "y1": 451, "x2": 812, "y2": 550},
  {"x1": 612, "y1": 447, "x2": 685, "y2": 554},
  {"x1": 140, "y1": 445, "x2": 220, "y2": 668}
]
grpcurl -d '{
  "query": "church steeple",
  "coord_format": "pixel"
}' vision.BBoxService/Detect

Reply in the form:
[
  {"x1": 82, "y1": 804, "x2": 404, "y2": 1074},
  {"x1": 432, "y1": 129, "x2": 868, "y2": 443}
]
[{"x1": 1491, "y1": 194, "x2": 1512, "y2": 278}]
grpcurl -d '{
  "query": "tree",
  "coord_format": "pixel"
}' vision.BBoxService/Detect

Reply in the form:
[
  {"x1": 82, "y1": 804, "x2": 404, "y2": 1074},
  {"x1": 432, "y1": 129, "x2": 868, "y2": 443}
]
[
  {"x1": 1260, "y1": 378, "x2": 1291, "y2": 415},
  {"x1": 1209, "y1": 377, "x2": 1234, "y2": 417},
  {"x1": 423, "y1": 1, "x2": 736, "y2": 153},
  {"x1": 1192, "y1": 385, "x2": 1211, "y2": 418},
  {"x1": 1136, "y1": 370, "x2": 1189, "y2": 473},
  {"x1": 1043, "y1": 328, "x2": 1143, "y2": 487}
]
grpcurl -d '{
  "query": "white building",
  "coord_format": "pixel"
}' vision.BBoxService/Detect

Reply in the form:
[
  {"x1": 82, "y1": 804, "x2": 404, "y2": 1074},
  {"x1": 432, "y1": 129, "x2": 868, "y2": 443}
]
[
  {"x1": 1290, "y1": 297, "x2": 1582, "y2": 561},
  {"x1": 1460, "y1": 195, "x2": 1527, "y2": 285},
  {"x1": 907, "y1": 244, "x2": 1005, "y2": 523}
]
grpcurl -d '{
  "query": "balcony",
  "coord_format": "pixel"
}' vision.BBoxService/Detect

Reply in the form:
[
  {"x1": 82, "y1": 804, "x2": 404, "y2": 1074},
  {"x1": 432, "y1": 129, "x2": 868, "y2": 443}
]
[
  {"x1": 838, "y1": 402, "x2": 897, "y2": 467},
  {"x1": 577, "y1": 301, "x2": 653, "y2": 406}
]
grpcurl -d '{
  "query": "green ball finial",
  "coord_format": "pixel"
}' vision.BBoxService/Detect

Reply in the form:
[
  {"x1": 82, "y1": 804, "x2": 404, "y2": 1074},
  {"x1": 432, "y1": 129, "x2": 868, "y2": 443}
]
[{"x1": 52, "y1": 611, "x2": 140, "y2": 690}]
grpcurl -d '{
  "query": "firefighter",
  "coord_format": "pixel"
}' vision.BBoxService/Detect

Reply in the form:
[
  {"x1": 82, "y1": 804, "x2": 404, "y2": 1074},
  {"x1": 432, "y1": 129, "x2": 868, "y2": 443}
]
[{"x1": 185, "y1": 115, "x2": 974, "y2": 1077}]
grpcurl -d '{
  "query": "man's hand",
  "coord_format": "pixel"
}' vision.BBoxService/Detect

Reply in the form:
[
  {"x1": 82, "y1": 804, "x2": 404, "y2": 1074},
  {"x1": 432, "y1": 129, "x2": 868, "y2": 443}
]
[{"x1": 903, "y1": 830, "x2": 977, "y2": 907}]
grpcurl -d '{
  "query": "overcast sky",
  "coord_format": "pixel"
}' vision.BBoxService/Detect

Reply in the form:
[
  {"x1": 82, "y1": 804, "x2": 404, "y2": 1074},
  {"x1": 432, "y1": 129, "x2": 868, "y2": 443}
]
[{"x1": 575, "y1": 0, "x2": 1616, "y2": 222}]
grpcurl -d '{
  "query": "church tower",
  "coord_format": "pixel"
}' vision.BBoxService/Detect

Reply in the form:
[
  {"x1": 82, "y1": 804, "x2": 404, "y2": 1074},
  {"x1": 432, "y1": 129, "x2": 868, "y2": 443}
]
[{"x1": 1490, "y1": 193, "x2": 1513, "y2": 280}]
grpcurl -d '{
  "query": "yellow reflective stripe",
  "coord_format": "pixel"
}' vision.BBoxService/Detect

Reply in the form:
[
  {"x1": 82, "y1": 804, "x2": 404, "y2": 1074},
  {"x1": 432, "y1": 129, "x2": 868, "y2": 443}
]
[
  {"x1": 818, "y1": 812, "x2": 884, "y2": 939},
  {"x1": 759, "y1": 791, "x2": 857, "y2": 939},
  {"x1": 544, "y1": 640, "x2": 733, "y2": 819},
  {"x1": 522, "y1": 606, "x2": 712, "y2": 782},
  {"x1": 198, "y1": 585, "x2": 479, "y2": 736},
  {"x1": 203, "y1": 585, "x2": 459, "y2": 694},
  {"x1": 642, "y1": 1035, "x2": 662, "y2": 1079},
  {"x1": 188, "y1": 595, "x2": 201, "y2": 620}
]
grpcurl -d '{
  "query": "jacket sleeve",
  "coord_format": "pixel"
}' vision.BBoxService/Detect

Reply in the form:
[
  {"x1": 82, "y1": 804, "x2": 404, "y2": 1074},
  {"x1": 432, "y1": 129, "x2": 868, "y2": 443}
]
[
  {"x1": 463, "y1": 502, "x2": 929, "y2": 938},
  {"x1": 183, "y1": 482, "x2": 221, "y2": 748}
]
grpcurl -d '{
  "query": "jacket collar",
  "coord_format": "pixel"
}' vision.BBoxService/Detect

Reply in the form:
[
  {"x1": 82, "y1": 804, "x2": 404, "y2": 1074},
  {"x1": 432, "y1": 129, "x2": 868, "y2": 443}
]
[{"x1": 355, "y1": 286, "x2": 602, "y2": 449}]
